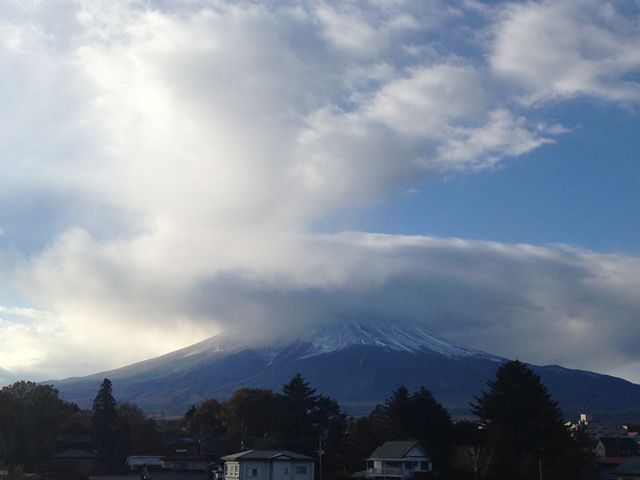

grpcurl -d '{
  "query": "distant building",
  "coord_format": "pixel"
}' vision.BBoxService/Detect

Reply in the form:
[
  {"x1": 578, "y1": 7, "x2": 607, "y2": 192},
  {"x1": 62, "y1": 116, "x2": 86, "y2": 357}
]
[
  {"x1": 40, "y1": 449, "x2": 109, "y2": 479},
  {"x1": 127, "y1": 455, "x2": 163, "y2": 471},
  {"x1": 568, "y1": 413, "x2": 629, "y2": 439},
  {"x1": 221, "y1": 450, "x2": 314, "y2": 480},
  {"x1": 365, "y1": 441, "x2": 432, "y2": 479},
  {"x1": 162, "y1": 454, "x2": 210, "y2": 472},
  {"x1": 595, "y1": 437, "x2": 639, "y2": 459}
]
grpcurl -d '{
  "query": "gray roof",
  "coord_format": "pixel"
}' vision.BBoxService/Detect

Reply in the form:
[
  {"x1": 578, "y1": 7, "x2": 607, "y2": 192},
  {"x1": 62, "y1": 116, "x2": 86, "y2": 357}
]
[
  {"x1": 91, "y1": 473, "x2": 205, "y2": 480},
  {"x1": 611, "y1": 456, "x2": 640, "y2": 475},
  {"x1": 52, "y1": 449, "x2": 97, "y2": 459},
  {"x1": 221, "y1": 450, "x2": 314, "y2": 462},
  {"x1": 127, "y1": 456, "x2": 163, "y2": 466},
  {"x1": 368, "y1": 441, "x2": 428, "y2": 460}
]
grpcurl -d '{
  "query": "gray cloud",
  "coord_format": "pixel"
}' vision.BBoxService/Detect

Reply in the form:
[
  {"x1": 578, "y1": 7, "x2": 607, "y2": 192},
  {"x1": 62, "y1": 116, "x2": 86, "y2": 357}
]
[
  {"x1": 180, "y1": 234, "x2": 640, "y2": 377},
  {"x1": 13, "y1": 231, "x2": 640, "y2": 382}
]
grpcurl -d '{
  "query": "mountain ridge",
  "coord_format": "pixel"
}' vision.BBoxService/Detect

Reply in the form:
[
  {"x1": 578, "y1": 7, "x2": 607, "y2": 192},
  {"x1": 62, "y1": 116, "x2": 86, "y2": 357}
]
[{"x1": 53, "y1": 321, "x2": 640, "y2": 420}]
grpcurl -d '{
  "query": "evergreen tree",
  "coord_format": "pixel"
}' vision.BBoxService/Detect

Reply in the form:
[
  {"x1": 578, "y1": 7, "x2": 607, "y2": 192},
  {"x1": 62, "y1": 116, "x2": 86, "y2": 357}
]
[
  {"x1": 91, "y1": 378, "x2": 117, "y2": 454},
  {"x1": 471, "y1": 360, "x2": 581, "y2": 480},
  {"x1": 344, "y1": 416, "x2": 382, "y2": 475},
  {"x1": 381, "y1": 385, "x2": 413, "y2": 439},
  {"x1": 410, "y1": 387, "x2": 453, "y2": 469},
  {"x1": 314, "y1": 395, "x2": 348, "y2": 479},
  {"x1": 376, "y1": 385, "x2": 453, "y2": 470},
  {"x1": 277, "y1": 374, "x2": 348, "y2": 478},
  {"x1": 278, "y1": 374, "x2": 318, "y2": 451}
]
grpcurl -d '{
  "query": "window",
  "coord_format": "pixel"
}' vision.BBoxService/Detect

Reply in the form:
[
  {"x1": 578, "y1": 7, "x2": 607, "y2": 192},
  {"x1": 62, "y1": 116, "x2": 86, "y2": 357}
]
[
  {"x1": 249, "y1": 467, "x2": 259, "y2": 477},
  {"x1": 295, "y1": 466, "x2": 307, "y2": 474},
  {"x1": 404, "y1": 461, "x2": 413, "y2": 469}
]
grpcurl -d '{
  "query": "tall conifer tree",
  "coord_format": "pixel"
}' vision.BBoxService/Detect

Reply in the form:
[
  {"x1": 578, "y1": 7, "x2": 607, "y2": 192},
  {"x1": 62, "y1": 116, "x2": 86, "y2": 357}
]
[
  {"x1": 91, "y1": 378, "x2": 117, "y2": 454},
  {"x1": 471, "y1": 360, "x2": 581, "y2": 480}
]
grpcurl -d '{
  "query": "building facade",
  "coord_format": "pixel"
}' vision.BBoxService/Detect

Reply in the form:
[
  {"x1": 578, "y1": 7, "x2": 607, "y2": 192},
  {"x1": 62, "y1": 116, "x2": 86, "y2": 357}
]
[
  {"x1": 366, "y1": 441, "x2": 432, "y2": 479},
  {"x1": 221, "y1": 450, "x2": 314, "y2": 480}
]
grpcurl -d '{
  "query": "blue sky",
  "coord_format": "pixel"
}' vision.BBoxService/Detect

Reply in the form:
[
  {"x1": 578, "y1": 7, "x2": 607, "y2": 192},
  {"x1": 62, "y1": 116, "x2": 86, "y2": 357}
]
[
  {"x1": 351, "y1": 101, "x2": 640, "y2": 253},
  {"x1": 1, "y1": 0, "x2": 640, "y2": 385}
]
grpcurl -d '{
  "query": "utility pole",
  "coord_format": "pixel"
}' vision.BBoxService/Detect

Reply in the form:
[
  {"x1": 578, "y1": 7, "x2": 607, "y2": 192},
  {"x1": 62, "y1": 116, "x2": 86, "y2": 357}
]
[
  {"x1": 538, "y1": 451, "x2": 543, "y2": 480},
  {"x1": 318, "y1": 431, "x2": 324, "y2": 480},
  {"x1": 538, "y1": 455, "x2": 542, "y2": 480}
]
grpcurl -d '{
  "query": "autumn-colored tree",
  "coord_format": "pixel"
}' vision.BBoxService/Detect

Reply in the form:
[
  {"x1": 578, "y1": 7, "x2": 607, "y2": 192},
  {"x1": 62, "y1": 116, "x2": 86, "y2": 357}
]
[
  {"x1": 224, "y1": 387, "x2": 280, "y2": 439},
  {"x1": 0, "y1": 381, "x2": 71, "y2": 468},
  {"x1": 190, "y1": 398, "x2": 226, "y2": 446}
]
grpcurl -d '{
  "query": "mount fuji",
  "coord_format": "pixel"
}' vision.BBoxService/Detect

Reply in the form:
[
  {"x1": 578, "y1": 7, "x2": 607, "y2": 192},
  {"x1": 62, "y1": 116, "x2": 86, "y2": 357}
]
[{"x1": 54, "y1": 321, "x2": 640, "y2": 419}]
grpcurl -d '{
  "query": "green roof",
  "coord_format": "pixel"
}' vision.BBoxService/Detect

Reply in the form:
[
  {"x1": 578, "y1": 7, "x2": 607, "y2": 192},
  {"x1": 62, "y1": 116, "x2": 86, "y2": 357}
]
[{"x1": 368, "y1": 441, "x2": 428, "y2": 460}]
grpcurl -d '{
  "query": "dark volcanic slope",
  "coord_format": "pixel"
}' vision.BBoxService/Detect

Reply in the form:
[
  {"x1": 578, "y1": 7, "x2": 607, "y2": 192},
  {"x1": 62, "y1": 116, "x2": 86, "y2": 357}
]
[{"x1": 53, "y1": 322, "x2": 640, "y2": 420}]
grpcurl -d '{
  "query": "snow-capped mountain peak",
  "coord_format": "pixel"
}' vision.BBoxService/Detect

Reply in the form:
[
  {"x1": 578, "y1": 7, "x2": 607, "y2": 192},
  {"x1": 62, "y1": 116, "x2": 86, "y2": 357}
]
[
  {"x1": 295, "y1": 321, "x2": 498, "y2": 360},
  {"x1": 169, "y1": 320, "x2": 499, "y2": 365}
]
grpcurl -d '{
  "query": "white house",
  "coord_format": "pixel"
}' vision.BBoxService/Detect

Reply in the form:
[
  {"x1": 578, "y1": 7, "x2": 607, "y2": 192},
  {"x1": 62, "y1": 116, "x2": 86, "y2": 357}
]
[
  {"x1": 221, "y1": 450, "x2": 314, "y2": 480},
  {"x1": 366, "y1": 441, "x2": 432, "y2": 479}
]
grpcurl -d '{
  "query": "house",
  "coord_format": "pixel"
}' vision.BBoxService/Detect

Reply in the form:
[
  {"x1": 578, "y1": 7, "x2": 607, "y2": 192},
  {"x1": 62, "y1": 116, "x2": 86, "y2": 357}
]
[
  {"x1": 366, "y1": 441, "x2": 432, "y2": 479},
  {"x1": 90, "y1": 473, "x2": 206, "y2": 480},
  {"x1": 56, "y1": 422, "x2": 93, "y2": 451},
  {"x1": 127, "y1": 455, "x2": 163, "y2": 471},
  {"x1": 38, "y1": 449, "x2": 109, "y2": 479},
  {"x1": 162, "y1": 454, "x2": 210, "y2": 471},
  {"x1": 611, "y1": 457, "x2": 640, "y2": 480},
  {"x1": 595, "y1": 437, "x2": 639, "y2": 459},
  {"x1": 221, "y1": 450, "x2": 314, "y2": 480},
  {"x1": 593, "y1": 437, "x2": 640, "y2": 480}
]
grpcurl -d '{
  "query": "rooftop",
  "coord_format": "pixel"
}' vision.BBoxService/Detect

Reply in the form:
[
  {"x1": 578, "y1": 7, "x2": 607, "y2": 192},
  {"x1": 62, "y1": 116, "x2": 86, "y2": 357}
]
[
  {"x1": 221, "y1": 450, "x2": 313, "y2": 462},
  {"x1": 368, "y1": 441, "x2": 428, "y2": 460}
]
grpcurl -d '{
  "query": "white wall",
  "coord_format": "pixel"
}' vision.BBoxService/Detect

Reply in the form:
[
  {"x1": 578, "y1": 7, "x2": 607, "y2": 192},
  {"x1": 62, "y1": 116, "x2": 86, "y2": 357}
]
[
  {"x1": 242, "y1": 460, "x2": 267, "y2": 479},
  {"x1": 225, "y1": 461, "x2": 240, "y2": 479},
  {"x1": 271, "y1": 461, "x2": 313, "y2": 480}
]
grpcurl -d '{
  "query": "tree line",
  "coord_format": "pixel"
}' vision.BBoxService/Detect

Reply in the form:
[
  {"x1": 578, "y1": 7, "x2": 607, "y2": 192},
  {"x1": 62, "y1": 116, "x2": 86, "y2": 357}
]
[
  {"x1": 0, "y1": 360, "x2": 596, "y2": 479},
  {"x1": 0, "y1": 379, "x2": 163, "y2": 476}
]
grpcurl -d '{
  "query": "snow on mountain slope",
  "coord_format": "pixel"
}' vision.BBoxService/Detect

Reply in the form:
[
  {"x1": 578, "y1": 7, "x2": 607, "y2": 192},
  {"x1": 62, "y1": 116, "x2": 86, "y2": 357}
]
[
  {"x1": 55, "y1": 321, "x2": 499, "y2": 387},
  {"x1": 53, "y1": 319, "x2": 640, "y2": 420},
  {"x1": 295, "y1": 321, "x2": 500, "y2": 360},
  {"x1": 175, "y1": 320, "x2": 500, "y2": 362}
]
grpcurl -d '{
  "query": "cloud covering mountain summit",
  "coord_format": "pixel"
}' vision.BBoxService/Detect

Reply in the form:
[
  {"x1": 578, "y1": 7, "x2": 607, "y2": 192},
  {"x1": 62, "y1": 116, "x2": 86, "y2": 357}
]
[{"x1": 0, "y1": 0, "x2": 639, "y2": 383}]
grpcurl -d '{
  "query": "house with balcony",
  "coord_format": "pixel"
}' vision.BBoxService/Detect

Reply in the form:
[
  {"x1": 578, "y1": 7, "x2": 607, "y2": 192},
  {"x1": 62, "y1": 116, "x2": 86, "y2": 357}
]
[
  {"x1": 365, "y1": 441, "x2": 432, "y2": 479},
  {"x1": 221, "y1": 449, "x2": 314, "y2": 480}
]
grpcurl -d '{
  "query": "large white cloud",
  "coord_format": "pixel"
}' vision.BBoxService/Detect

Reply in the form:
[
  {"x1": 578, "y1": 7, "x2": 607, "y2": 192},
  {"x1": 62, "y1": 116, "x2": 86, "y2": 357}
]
[
  {"x1": 491, "y1": 0, "x2": 640, "y2": 104},
  {"x1": 0, "y1": 0, "x2": 639, "y2": 383}
]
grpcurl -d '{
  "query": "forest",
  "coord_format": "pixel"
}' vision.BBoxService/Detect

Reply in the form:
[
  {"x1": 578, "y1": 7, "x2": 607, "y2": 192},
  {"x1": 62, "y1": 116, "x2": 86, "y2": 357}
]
[{"x1": 0, "y1": 361, "x2": 600, "y2": 479}]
